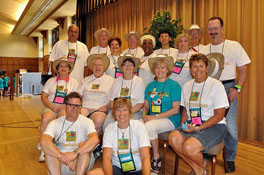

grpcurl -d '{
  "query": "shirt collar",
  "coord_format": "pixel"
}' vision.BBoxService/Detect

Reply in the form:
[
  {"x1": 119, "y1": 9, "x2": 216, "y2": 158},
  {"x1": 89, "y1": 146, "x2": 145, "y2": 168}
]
[{"x1": 56, "y1": 75, "x2": 70, "y2": 82}]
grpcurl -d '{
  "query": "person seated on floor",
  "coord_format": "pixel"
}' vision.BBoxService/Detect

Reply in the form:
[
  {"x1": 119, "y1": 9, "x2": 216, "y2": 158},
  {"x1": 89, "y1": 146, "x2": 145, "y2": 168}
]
[
  {"x1": 87, "y1": 97, "x2": 151, "y2": 175},
  {"x1": 142, "y1": 54, "x2": 181, "y2": 174},
  {"x1": 103, "y1": 54, "x2": 145, "y2": 130},
  {"x1": 39, "y1": 57, "x2": 79, "y2": 162},
  {"x1": 168, "y1": 53, "x2": 229, "y2": 175},
  {"x1": 77, "y1": 54, "x2": 114, "y2": 159},
  {"x1": 41, "y1": 92, "x2": 99, "y2": 175}
]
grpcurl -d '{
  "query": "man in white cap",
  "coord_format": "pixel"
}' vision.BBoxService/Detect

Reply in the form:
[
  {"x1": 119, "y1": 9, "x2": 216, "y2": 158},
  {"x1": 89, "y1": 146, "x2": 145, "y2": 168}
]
[
  {"x1": 138, "y1": 34, "x2": 156, "y2": 85},
  {"x1": 201, "y1": 16, "x2": 251, "y2": 173},
  {"x1": 185, "y1": 24, "x2": 205, "y2": 52},
  {"x1": 122, "y1": 31, "x2": 145, "y2": 61},
  {"x1": 49, "y1": 24, "x2": 89, "y2": 84},
  {"x1": 90, "y1": 28, "x2": 113, "y2": 55}
]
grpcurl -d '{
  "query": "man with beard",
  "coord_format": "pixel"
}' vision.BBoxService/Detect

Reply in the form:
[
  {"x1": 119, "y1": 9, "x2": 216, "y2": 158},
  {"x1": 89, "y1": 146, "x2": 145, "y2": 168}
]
[
  {"x1": 138, "y1": 35, "x2": 156, "y2": 85},
  {"x1": 201, "y1": 16, "x2": 251, "y2": 173}
]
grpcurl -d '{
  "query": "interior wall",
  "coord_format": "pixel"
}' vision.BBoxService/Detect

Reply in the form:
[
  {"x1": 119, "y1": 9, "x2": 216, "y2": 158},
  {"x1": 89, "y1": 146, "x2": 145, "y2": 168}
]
[{"x1": 0, "y1": 34, "x2": 38, "y2": 57}]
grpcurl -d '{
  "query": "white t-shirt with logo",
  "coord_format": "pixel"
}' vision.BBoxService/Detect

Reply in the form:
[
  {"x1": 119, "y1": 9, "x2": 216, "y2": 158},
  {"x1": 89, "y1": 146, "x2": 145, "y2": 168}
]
[
  {"x1": 181, "y1": 77, "x2": 229, "y2": 124},
  {"x1": 153, "y1": 47, "x2": 178, "y2": 60},
  {"x1": 49, "y1": 40, "x2": 89, "y2": 83},
  {"x1": 42, "y1": 76, "x2": 79, "y2": 102},
  {"x1": 103, "y1": 120, "x2": 151, "y2": 171},
  {"x1": 44, "y1": 115, "x2": 96, "y2": 152},
  {"x1": 90, "y1": 45, "x2": 111, "y2": 55},
  {"x1": 77, "y1": 74, "x2": 114, "y2": 109},
  {"x1": 201, "y1": 39, "x2": 251, "y2": 81}
]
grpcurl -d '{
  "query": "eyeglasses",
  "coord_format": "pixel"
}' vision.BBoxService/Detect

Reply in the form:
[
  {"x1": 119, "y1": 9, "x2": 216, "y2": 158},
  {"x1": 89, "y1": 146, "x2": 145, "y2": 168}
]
[{"x1": 65, "y1": 103, "x2": 82, "y2": 109}]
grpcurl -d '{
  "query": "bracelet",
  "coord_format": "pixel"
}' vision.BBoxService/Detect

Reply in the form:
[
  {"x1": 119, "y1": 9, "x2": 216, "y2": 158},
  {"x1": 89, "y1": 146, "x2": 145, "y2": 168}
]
[
  {"x1": 143, "y1": 111, "x2": 147, "y2": 115},
  {"x1": 195, "y1": 126, "x2": 200, "y2": 133},
  {"x1": 235, "y1": 84, "x2": 242, "y2": 89}
]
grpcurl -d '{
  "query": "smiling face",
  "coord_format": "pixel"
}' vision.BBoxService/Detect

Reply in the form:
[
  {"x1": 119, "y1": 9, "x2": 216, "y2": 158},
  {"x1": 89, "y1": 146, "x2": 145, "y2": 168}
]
[
  {"x1": 142, "y1": 39, "x2": 154, "y2": 56},
  {"x1": 154, "y1": 63, "x2": 169, "y2": 80},
  {"x1": 110, "y1": 39, "x2": 120, "y2": 54},
  {"x1": 92, "y1": 58, "x2": 104, "y2": 78},
  {"x1": 159, "y1": 33, "x2": 171, "y2": 47},
  {"x1": 121, "y1": 60, "x2": 135, "y2": 75},
  {"x1": 177, "y1": 36, "x2": 190, "y2": 53},
  {"x1": 190, "y1": 60, "x2": 208, "y2": 83},
  {"x1": 208, "y1": 19, "x2": 224, "y2": 44},
  {"x1": 65, "y1": 97, "x2": 82, "y2": 121},
  {"x1": 99, "y1": 31, "x2": 109, "y2": 46},
  {"x1": 190, "y1": 29, "x2": 201, "y2": 46},
  {"x1": 57, "y1": 61, "x2": 70, "y2": 75},
  {"x1": 128, "y1": 34, "x2": 138, "y2": 49},
  {"x1": 114, "y1": 106, "x2": 130, "y2": 125},
  {"x1": 67, "y1": 26, "x2": 79, "y2": 42}
]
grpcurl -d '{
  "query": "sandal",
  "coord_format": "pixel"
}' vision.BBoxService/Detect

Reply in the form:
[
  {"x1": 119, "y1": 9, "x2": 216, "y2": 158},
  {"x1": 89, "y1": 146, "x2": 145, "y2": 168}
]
[
  {"x1": 202, "y1": 168, "x2": 209, "y2": 175},
  {"x1": 151, "y1": 157, "x2": 162, "y2": 173}
]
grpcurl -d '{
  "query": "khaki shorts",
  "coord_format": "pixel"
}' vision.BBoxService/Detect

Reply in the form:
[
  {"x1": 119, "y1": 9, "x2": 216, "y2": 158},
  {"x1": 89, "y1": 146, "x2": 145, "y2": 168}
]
[{"x1": 41, "y1": 103, "x2": 64, "y2": 118}]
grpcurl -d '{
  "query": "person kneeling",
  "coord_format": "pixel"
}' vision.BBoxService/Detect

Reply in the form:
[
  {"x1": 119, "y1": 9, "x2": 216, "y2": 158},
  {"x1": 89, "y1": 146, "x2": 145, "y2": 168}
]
[
  {"x1": 41, "y1": 92, "x2": 99, "y2": 175},
  {"x1": 88, "y1": 98, "x2": 151, "y2": 175}
]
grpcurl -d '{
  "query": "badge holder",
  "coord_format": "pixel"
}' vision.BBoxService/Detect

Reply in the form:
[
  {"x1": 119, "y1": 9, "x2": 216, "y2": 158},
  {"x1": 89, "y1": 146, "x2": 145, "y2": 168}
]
[
  {"x1": 173, "y1": 61, "x2": 185, "y2": 74},
  {"x1": 118, "y1": 152, "x2": 136, "y2": 172},
  {"x1": 53, "y1": 91, "x2": 67, "y2": 104},
  {"x1": 190, "y1": 107, "x2": 202, "y2": 126},
  {"x1": 67, "y1": 53, "x2": 77, "y2": 64},
  {"x1": 115, "y1": 67, "x2": 123, "y2": 78},
  {"x1": 151, "y1": 97, "x2": 162, "y2": 114}
]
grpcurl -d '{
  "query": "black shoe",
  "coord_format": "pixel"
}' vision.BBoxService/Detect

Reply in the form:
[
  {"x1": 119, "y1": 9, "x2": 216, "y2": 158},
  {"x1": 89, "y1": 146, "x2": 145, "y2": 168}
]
[
  {"x1": 227, "y1": 161, "x2": 235, "y2": 173},
  {"x1": 93, "y1": 144, "x2": 102, "y2": 159}
]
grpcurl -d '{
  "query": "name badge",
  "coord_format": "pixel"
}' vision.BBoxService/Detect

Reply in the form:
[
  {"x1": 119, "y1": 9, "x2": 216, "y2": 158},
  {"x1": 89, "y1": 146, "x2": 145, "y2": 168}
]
[
  {"x1": 121, "y1": 88, "x2": 129, "y2": 97},
  {"x1": 190, "y1": 108, "x2": 202, "y2": 126},
  {"x1": 115, "y1": 67, "x2": 123, "y2": 78},
  {"x1": 173, "y1": 61, "x2": 185, "y2": 74},
  {"x1": 53, "y1": 91, "x2": 67, "y2": 104},
  {"x1": 67, "y1": 53, "x2": 77, "y2": 64},
  {"x1": 91, "y1": 84, "x2": 100, "y2": 90},
  {"x1": 118, "y1": 152, "x2": 136, "y2": 172}
]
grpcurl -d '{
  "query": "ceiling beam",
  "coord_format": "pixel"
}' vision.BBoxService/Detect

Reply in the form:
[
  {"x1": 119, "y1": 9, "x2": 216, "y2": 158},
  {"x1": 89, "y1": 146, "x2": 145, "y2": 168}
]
[{"x1": 0, "y1": 12, "x2": 17, "y2": 25}]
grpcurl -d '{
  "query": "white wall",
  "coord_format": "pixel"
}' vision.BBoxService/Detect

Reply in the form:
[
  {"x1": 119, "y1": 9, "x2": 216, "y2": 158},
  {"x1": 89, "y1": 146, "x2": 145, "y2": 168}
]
[{"x1": 0, "y1": 34, "x2": 38, "y2": 57}]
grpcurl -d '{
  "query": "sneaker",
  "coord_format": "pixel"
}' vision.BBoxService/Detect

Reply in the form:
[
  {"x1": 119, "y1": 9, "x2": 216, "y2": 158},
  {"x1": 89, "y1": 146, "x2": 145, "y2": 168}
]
[
  {"x1": 38, "y1": 151, "x2": 45, "y2": 162},
  {"x1": 93, "y1": 144, "x2": 102, "y2": 159},
  {"x1": 37, "y1": 143, "x2": 42, "y2": 151},
  {"x1": 227, "y1": 161, "x2": 235, "y2": 173}
]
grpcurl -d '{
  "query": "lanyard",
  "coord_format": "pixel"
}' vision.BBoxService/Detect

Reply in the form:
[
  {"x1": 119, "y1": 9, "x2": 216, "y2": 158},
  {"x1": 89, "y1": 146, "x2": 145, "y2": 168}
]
[
  {"x1": 111, "y1": 54, "x2": 119, "y2": 67},
  {"x1": 188, "y1": 78, "x2": 207, "y2": 117},
  {"x1": 151, "y1": 79, "x2": 167, "y2": 99},
  {"x1": 161, "y1": 48, "x2": 170, "y2": 55},
  {"x1": 98, "y1": 46, "x2": 108, "y2": 54},
  {"x1": 55, "y1": 117, "x2": 76, "y2": 144},
  {"x1": 68, "y1": 41, "x2": 78, "y2": 56},
  {"x1": 176, "y1": 50, "x2": 189, "y2": 63},
  {"x1": 128, "y1": 48, "x2": 137, "y2": 56},
  {"x1": 117, "y1": 122, "x2": 132, "y2": 153},
  {"x1": 210, "y1": 40, "x2": 225, "y2": 54},
  {"x1": 120, "y1": 76, "x2": 134, "y2": 97}
]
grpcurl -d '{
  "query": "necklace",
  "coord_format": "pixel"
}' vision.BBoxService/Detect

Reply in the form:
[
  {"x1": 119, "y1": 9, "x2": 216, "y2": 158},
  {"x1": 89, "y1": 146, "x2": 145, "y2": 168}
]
[{"x1": 119, "y1": 126, "x2": 129, "y2": 139}]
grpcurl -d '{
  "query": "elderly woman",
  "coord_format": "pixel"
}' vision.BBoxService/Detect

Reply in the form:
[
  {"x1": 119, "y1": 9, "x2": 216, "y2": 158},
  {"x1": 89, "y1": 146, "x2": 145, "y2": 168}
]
[
  {"x1": 105, "y1": 37, "x2": 122, "y2": 78},
  {"x1": 170, "y1": 33, "x2": 196, "y2": 88},
  {"x1": 39, "y1": 57, "x2": 79, "y2": 161},
  {"x1": 142, "y1": 54, "x2": 181, "y2": 173},
  {"x1": 88, "y1": 98, "x2": 151, "y2": 175},
  {"x1": 77, "y1": 54, "x2": 114, "y2": 135},
  {"x1": 185, "y1": 24, "x2": 205, "y2": 53},
  {"x1": 103, "y1": 54, "x2": 145, "y2": 130},
  {"x1": 169, "y1": 53, "x2": 229, "y2": 175}
]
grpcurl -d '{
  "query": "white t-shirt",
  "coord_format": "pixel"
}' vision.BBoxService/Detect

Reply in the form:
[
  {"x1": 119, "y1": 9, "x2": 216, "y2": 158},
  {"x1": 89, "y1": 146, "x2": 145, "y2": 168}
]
[
  {"x1": 90, "y1": 45, "x2": 111, "y2": 55},
  {"x1": 105, "y1": 54, "x2": 122, "y2": 78},
  {"x1": 109, "y1": 76, "x2": 145, "y2": 107},
  {"x1": 153, "y1": 47, "x2": 178, "y2": 60},
  {"x1": 44, "y1": 115, "x2": 96, "y2": 152},
  {"x1": 192, "y1": 44, "x2": 206, "y2": 53},
  {"x1": 42, "y1": 76, "x2": 79, "y2": 102},
  {"x1": 77, "y1": 74, "x2": 114, "y2": 109},
  {"x1": 122, "y1": 47, "x2": 145, "y2": 61},
  {"x1": 181, "y1": 77, "x2": 229, "y2": 124},
  {"x1": 138, "y1": 54, "x2": 155, "y2": 86},
  {"x1": 49, "y1": 40, "x2": 89, "y2": 83},
  {"x1": 201, "y1": 39, "x2": 251, "y2": 81},
  {"x1": 103, "y1": 120, "x2": 151, "y2": 171},
  {"x1": 169, "y1": 50, "x2": 196, "y2": 88}
]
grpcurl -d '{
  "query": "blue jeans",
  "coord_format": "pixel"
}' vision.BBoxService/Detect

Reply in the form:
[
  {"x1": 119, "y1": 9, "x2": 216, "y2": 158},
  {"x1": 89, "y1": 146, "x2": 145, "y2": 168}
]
[{"x1": 223, "y1": 81, "x2": 238, "y2": 162}]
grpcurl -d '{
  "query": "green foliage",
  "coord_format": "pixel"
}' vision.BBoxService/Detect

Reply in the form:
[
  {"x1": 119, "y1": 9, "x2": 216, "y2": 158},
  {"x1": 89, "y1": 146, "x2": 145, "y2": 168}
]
[{"x1": 144, "y1": 10, "x2": 184, "y2": 50}]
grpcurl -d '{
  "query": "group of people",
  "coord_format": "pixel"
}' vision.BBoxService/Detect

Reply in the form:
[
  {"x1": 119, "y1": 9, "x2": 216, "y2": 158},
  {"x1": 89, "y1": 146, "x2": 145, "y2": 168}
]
[
  {"x1": 0, "y1": 73, "x2": 10, "y2": 97},
  {"x1": 39, "y1": 16, "x2": 251, "y2": 175}
]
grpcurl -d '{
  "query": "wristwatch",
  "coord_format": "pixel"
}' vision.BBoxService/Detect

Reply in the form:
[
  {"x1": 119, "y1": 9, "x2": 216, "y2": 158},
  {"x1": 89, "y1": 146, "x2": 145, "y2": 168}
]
[
  {"x1": 73, "y1": 149, "x2": 79, "y2": 156},
  {"x1": 234, "y1": 85, "x2": 241, "y2": 92},
  {"x1": 155, "y1": 114, "x2": 159, "y2": 119}
]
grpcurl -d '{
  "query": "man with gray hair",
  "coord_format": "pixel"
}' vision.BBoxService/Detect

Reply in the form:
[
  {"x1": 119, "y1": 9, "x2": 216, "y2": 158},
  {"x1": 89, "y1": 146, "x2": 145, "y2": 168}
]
[{"x1": 49, "y1": 24, "x2": 90, "y2": 83}]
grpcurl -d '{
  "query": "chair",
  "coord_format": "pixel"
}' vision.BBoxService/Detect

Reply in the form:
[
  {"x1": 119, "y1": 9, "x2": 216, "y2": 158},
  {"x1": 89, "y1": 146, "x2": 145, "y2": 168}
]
[{"x1": 174, "y1": 141, "x2": 228, "y2": 175}]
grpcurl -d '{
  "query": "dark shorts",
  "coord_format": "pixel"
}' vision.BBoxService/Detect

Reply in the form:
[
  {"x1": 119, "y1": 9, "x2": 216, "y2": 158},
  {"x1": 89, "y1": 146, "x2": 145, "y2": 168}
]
[
  {"x1": 177, "y1": 123, "x2": 227, "y2": 152},
  {"x1": 4, "y1": 87, "x2": 8, "y2": 91},
  {"x1": 112, "y1": 165, "x2": 142, "y2": 175},
  {"x1": 87, "y1": 110, "x2": 107, "y2": 118}
]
